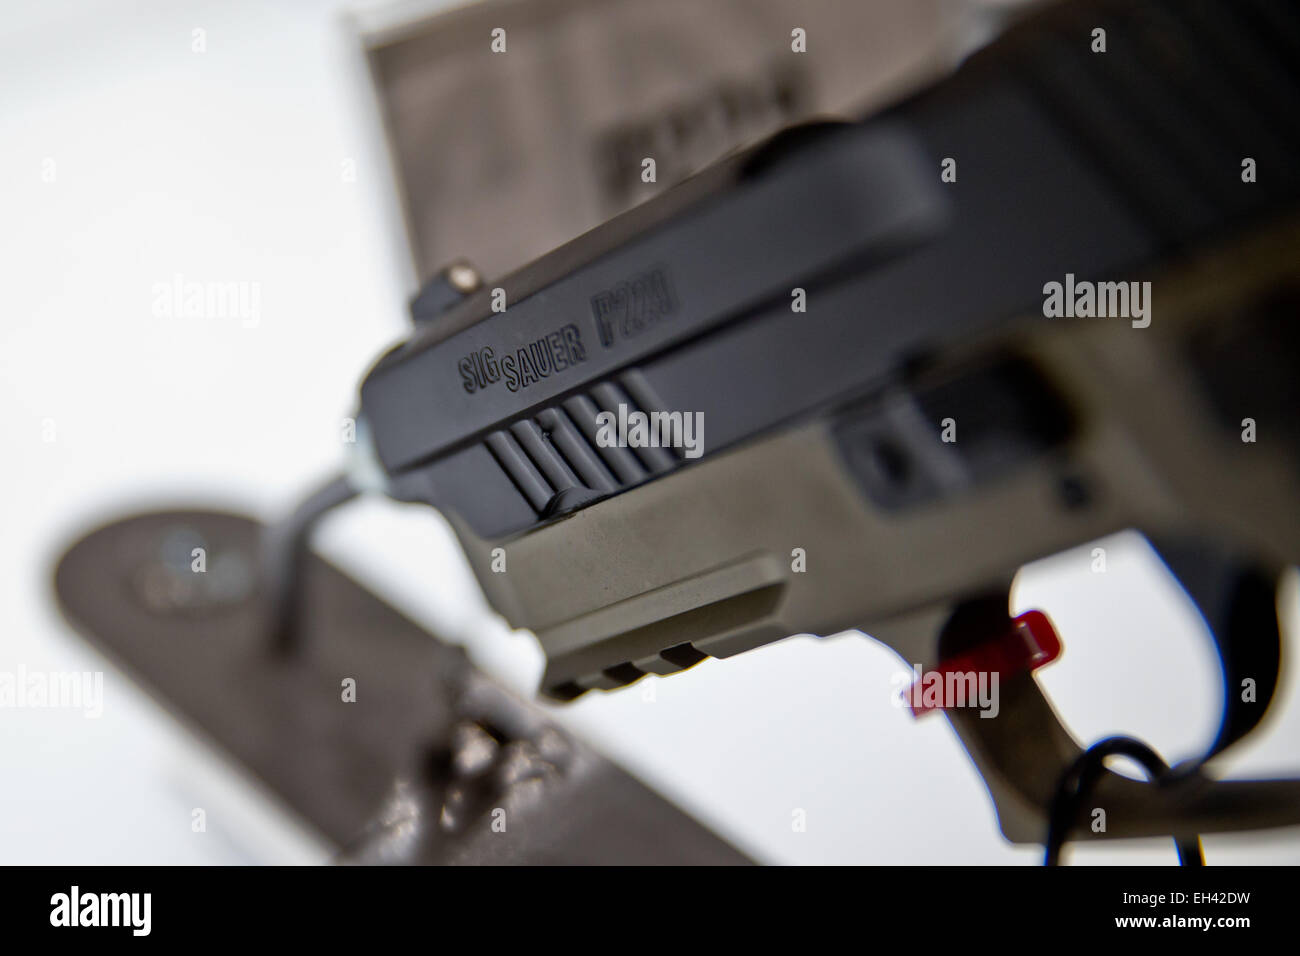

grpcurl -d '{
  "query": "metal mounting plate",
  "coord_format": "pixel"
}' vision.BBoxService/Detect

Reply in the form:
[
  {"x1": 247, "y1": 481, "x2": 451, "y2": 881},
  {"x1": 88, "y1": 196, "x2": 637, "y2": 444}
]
[{"x1": 52, "y1": 509, "x2": 750, "y2": 865}]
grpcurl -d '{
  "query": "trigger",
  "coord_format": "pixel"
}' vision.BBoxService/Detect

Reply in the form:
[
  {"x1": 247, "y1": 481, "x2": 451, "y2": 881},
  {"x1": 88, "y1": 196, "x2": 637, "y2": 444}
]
[{"x1": 906, "y1": 610, "x2": 1062, "y2": 718}]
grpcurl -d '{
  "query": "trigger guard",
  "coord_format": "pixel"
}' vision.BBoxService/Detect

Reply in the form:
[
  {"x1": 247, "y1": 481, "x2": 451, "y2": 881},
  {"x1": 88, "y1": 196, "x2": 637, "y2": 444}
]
[
  {"x1": 1144, "y1": 535, "x2": 1285, "y2": 760},
  {"x1": 931, "y1": 538, "x2": 1289, "y2": 845}
]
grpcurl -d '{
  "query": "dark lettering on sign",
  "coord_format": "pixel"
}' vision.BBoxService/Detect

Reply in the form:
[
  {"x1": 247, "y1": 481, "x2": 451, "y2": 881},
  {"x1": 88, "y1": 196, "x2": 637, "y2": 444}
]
[
  {"x1": 458, "y1": 324, "x2": 587, "y2": 395},
  {"x1": 594, "y1": 62, "x2": 809, "y2": 210},
  {"x1": 590, "y1": 267, "x2": 678, "y2": 348}
]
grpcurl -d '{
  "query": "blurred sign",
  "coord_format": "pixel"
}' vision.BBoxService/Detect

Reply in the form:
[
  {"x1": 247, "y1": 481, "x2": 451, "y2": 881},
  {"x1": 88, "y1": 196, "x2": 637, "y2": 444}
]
[{"x1": 361, "y1": 0, "x2": 969, "y2": 284}]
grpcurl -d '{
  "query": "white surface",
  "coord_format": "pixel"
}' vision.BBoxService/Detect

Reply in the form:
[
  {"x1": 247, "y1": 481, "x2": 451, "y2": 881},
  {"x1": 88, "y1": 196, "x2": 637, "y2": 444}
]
[{"x1": 2, "y1": 0, "x2": 1298, "y2": 865}]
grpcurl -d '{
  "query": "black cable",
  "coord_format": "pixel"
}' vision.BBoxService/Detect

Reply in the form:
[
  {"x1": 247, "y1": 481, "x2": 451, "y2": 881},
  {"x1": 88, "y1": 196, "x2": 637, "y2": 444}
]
[
  {"x1": 262, "y1": 472, "x2": 359, "y2": 656},
  {"x1": 1044, "y1": 735, "x2": 1204, "y2": 866}
]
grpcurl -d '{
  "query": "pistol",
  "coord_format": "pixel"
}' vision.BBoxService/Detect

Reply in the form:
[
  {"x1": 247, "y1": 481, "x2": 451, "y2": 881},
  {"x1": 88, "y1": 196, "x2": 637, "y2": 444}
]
[{"x1": 345, "y1": 0, "x2": 1300, "y2": 854}]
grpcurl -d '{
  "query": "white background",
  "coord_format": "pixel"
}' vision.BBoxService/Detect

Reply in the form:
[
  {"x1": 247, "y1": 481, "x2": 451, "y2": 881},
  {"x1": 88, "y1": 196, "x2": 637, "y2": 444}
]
[{"x1": 2, "y1": 0, "x2": 1298, "y2": 865}]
